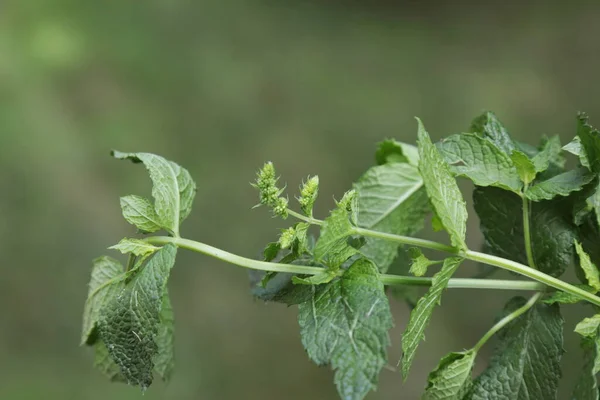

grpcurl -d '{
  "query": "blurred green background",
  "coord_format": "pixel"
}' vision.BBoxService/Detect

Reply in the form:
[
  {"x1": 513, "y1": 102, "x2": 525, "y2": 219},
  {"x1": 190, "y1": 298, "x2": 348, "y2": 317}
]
[{"x1": 1, "y1": 1, "x2": 600, "y2": 399}]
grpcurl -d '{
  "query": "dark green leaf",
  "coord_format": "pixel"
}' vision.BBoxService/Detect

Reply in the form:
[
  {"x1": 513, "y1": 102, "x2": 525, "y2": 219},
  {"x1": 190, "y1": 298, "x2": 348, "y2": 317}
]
[
  {"x1": 423, "y1": 351, "x2": 475, "y2": 400},
  {"x1": 525, "y1": 167, "x2": 595, "y2": 201},
  {"x1": 401, "y1": 257, "x2": 463, "y2": 379},
  {"x1": 468, "y1": 298, "x2": 564, "y2": 400},
  {"x1": 298, "y1": 258, "x2": 393, "y2": 400},
  {"x1": 154, "y1": 291, "x2": 175, "y2": 381},
  {"x1": 572, "y1": 338, "x2": 599, "y2": 400},
  {"x1": 354, "y1": 162, "x2": 429, "y2": 272},
  {"x1": 473, "y1": 186, "x2": 577, "y2": 277},
  {"x1": 436, "y1": 133, "x2": 521, "y2": 191},
  {"x1": 469, "y1": 111, "x2": 515, "y2": 155},
  {"x1": 94, "y1": 340, "x2": 126, "y2": 382},
  {"x1": 417, "y1": 119, "x2": 468, "y2": 251},
  {"x1": 99, "y1": 244, "x2": 177, "y2": 389}
]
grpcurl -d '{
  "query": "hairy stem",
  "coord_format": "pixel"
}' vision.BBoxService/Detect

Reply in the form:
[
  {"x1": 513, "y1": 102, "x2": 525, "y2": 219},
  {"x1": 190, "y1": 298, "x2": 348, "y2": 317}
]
[
  {"x1": 522, "y1": 192, "x2": 537, "y2": 269},
  {"x1": 472, "y1": 292, "x2": 543, "y2": 353},
  {"x1": 145, "y1": 236, "x2": 544, "y2": 291}
]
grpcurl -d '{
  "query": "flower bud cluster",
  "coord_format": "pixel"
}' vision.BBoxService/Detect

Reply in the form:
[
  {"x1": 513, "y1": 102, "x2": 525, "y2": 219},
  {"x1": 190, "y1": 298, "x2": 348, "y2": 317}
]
[
  {"x1": 298, "y1": 176, "x2": 319, "y2": 217},
  {"x1": 253, "y1": 162, "x2": 288, "y2": 218}
]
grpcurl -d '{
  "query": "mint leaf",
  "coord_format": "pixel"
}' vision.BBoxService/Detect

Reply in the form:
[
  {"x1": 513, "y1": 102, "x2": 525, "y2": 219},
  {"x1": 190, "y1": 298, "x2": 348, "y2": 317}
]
[
  {"x1": 575, "y1": 314, "x2": 600, "y2": 338},
  {"x1": 375, "y1": 139, "x2": 419, "y2": 166},
  {"x1": 81, "y1": 256, "x2": 127, "y2": 345},
  {"x1": 94, "y1": 340, "x2": 126, "y2": 382},
  {"x1": 298, "y1": 258, "x2": 393, "y2": 400},
  {"x1": 354, "y1": 162, "x2": 429, "y2": 272},
  {"x1": 313, "y1": 208, "x2": 358, "y2": 270},
  {"x1": 423, "y1": 351, "x2": 475, "y2": 400},
  {"x1": 109, "y1": 238, "x2": 160, "y2": 257},
  {"x1": 564, "y1": 136, "x2": 590, "y2": 168},
  {"x1": 112, "y1": 151, "x2": 196, "y2": 235},
  {"x1": 470, "y1": 111, "x2": 515, "y2": 155},
  {"x1": 154, "y1": 291, "x2": 175, "y2": 381},
  {"x1": 572, "y1": 338, "x2": 599, "y2": 400},
  {"x1": 511, "y1": 150, "x2": 537, "y2": 185},
  {"x1": 577, "y1": 113, "x2": 600, "y2": 173},
  {"x1": 525, "y1": 167, "x2": 595, "y2": 201},
  {"x1": 401, "y1": 257, "x2": 463, "y2": 378},
  {"x1": 436, "y1": 133, "x2": 521, "y2": 191},
  {"x1": 542, "y1": 285, "x2": 595, "y2": 305},
  {"x1": 292, "y1": 271, "x2": 336, "y2": 285},
  {"x1": 575, "y1": 241, "x2": 600, "y2": 291},
  {"x1": 99, "y1": 244, "x2": 177, "y2": 389},
  {"x1": 417, "y1": 119, "x2": 468, "y2": 251},
  {"x1": 408, "y1": 248, "x2": 437, "y2": 277},
  {"x1": 532, "y1": 136, "x2": 565, "y2": 173},
  {"x1": 473, "y1": 187, "x2": 577, "y2": 277},
  {"x1": 120, "y1": 195, "x2": 163, "y2": 233},
  {"x1": 468, "y1": 298, "x2": 564, "y2": 400}
]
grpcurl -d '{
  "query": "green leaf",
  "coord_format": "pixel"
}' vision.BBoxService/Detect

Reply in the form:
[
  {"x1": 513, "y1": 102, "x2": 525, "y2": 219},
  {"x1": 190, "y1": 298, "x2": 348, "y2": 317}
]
[
  {"x1": 575, "y1": 314, "x2": 600, "y2": 338},
  {"x1": 417, "y1": 119, "x2": 468, "y2": 251},
  {"x1": 375, "y1": 139, "x2": 419, "y2": 166},
  {"x1": 575, "y1": 241, "x2": 600, "y2": 291},
  {"x1": 99, "y1": 244, "x2": 177, "y2": 389},
  {"x1": 81, "y1": 256, "x2": 126, "y2": 345},
  {"x1": 154, "y1": 291, "x2": 175, "y2": 382},
  {"x1": 292, "y1": 271, "x2": 336, "y2": 285},
  {"x1": 112, "y1": 151, "x2": 196, "y2": 235},
  {"x1": 94, "y1": 340, "x2": 126, "y2": 382},
  {"x1": 298, "y1": 258, "x2": 393, "y2": 400},
  {"x1": 468, "y1": 298, "x2": 564, "y2": 399},
  {"x1": 532, "y1": 135, "x2": 565, "y2": 173},
  {"x1": 473, "y1": 186, "x2": 577, "y2": 277},
  {"x1": 542, "y1": 285, "x2": 595, "y2": 305},
  {"x1": 263, "y1": 242, "x2": 281, "y2": 262},
  {"x1": 572, "y1": 338, "x2": 600, "y2": 400},
  {"x1": 577, "y1": 113, "x2": 600, "y2": 173},
  {"x1": 313, "y1": 208, "x2": 358, "y2": 270},
  {"x1": 387, "y1": 247, "x2": 420, "y2": 309},
  {"x1": 109, "y1": 238, "x2": 160, "y2": 257},
  {"x1": 401, "y1": 257, "x2": 463, "y2": 379},
  {"x1": 436, "y1": 133, "x2": 521, "y2": 191},
  {"x1": 423, "y1": 351, "x2": 475, "y2": 400},
  {"x1": 563, "y1": 136, "x2": 590, "y2": 168},
  {"x1": 469, "y1": 111, "x2": 516, "y2": 155},
  {"x1": 354, "y1": 162, "x2": 429, "y2": 272},
  {"x1": 510, "y1": 150, "x2": 537, "y2": 185},
  {"x1": 408, "y1": 248, "x2": 437, "y2": 277},
  {"x1": 525, "y1": 167, "x2": 595, "y2": 201},
  {"x1": 120, "y1": 195, "x2": 163, "y2": 233}
]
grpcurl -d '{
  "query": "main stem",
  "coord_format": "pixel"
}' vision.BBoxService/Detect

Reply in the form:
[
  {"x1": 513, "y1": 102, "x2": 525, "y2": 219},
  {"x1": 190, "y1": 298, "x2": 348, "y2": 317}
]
[
  {"x1": 522, "y1": 192, "x2": 537, "y2": 270},
  {"x1": 145, "y1": 236, "x2": 544, "y2": 291},
  {"x1": 286, "y1": 208, "x2": 600, "y2": 306}
]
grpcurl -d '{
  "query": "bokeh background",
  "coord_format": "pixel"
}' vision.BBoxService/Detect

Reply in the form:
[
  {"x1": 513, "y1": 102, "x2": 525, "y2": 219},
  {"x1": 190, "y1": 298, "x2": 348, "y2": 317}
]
[{"x1": 1, "y1": 1, "x2": 600, "y2": 399}]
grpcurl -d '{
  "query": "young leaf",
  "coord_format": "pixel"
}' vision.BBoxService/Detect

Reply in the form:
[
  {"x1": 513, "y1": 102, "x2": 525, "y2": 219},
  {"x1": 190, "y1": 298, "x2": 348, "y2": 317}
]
[
  {"x1": 510, "y1": 150, "x2": 537, "y2": 185},
  {"x1": 292, "y1": 271, "x2": 336, "y2": 285},
  {"x1": 532, "y1": 135, "x2": 565, "y2": 173},
  {"x1": 354, "y1": 162, "x2": 429, "y2": 272},
  {"x1": 408, "y1": 248, "x2": 437, "y2": 277},
  {"x1": 401, "y1": 257, "x2": 463, "y2": 379},
  {"x1": 81, "y1": 256, "x2": 127, "y2": 345},
  {"x1": 154, "y1": 291, "x2": 175, "y2": 381},
  {"x1": 577, "y1": 113, "x2": 600, "y2": 173},
  {"x1": 575, "y1": 241, "x2": 600, "y2": 292},
  {"x1": 575, "y1": 314, "x2": 600, "y2": 338},
  {"x1": 417, "y1": 119, "x2": 468, "y2": 251},
  {"x1": 112, "y1": 151, "x2": 196, "y2": 235},
  {"x1": 313, "y1": 208, "x2": 358, "y2": 270},
  {"x1": 525, "y1": 167, "x2": 595, "y2": 201},
  {"x1": 436, "y1": 133, "x2": 521, "y2": 191},
  {"x1": 298, "y1": 258, "x2": 393, "y2": 400},
  {"x1": 109, "y1": 238, "x2": 160, "y2": 257},
  {"x1": 99, "y1": 244, "x2": 177, "y2": 389},
  {"x1": 423, "y1": 350, "x2": 476, "y2": 400},
  {"x1": 473, "y1": 186, "x2": 577, "y2": 277},
  {"x1": 375, "y1": 139, "x2": 419, "y2": 166},
  {"x1": 542, "y1": 285, "x2": 595, "y2": 305},
  {"x1": 469, "y1": 111, "x2": 515, "y2": 155},
  {"x1": 572, "y1": 338, "x2": 599, "y2": 400},
  {"x1": 468, "y1": 298, "x2": 564, "y2": 399},
  {"x1": 120, "y1": 195, "x2": 163, "y2": 233},
  {"x1": 564, "y1": 136, "x2": 590, "y2": 168}
]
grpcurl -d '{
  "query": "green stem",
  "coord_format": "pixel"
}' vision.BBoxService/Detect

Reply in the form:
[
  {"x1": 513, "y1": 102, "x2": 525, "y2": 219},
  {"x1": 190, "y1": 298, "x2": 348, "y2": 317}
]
[
  {"x1": 472, "y1": 292, "x2": 543, "y2": 353},
  {"x1": 145, "y1": 236, "x2": 544, "y2": 291},
  {"x1": 353, "y1": 227, "x2": 458, "y2": 254},
  {"x1": 287, "y1": 209, "x2": 323, "y2": 225},
  {"x1": 522, "y1": 192, "x2": 537, "y2": 270}
]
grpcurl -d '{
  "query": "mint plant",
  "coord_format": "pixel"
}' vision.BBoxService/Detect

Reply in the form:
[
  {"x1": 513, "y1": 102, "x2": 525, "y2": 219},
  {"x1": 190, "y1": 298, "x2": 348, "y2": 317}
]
[{"x1": 82, "y1": 112, "x2": 600, "y2": 399}]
